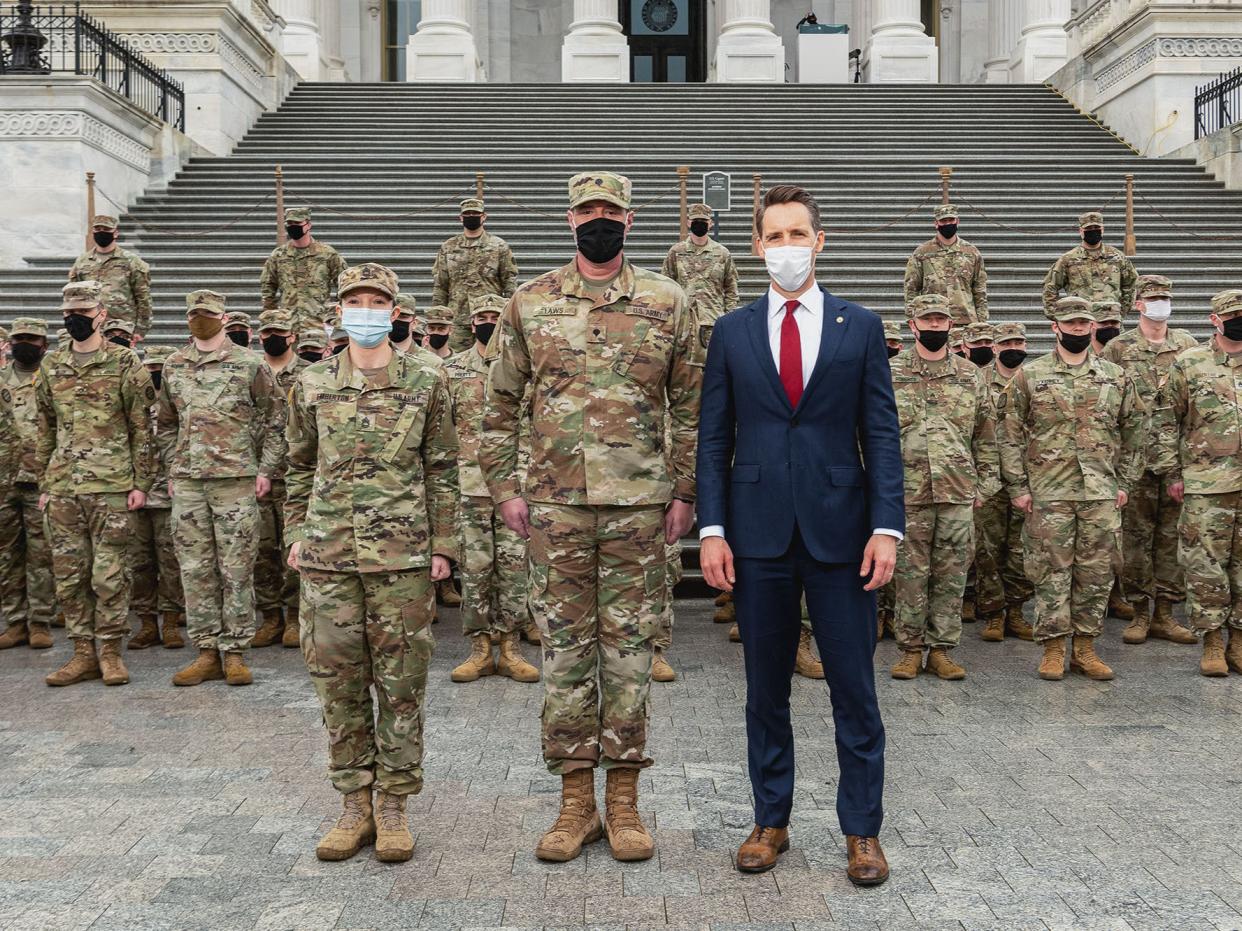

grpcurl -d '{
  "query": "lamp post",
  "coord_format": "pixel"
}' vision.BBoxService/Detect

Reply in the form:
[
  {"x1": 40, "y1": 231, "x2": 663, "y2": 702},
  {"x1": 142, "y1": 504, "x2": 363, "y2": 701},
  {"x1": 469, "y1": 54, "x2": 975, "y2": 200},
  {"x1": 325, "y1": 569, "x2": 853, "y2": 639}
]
[{"x1": 2, "y1": 1, "x2": 50, "y2": 74}]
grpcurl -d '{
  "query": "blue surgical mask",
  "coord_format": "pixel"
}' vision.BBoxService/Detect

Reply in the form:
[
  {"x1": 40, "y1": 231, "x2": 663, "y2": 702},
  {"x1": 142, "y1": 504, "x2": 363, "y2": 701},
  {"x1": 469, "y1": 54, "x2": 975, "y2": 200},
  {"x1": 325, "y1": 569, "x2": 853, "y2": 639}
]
[{"x1": 341, "y1": 308, "x2": 392, "y2": 348}]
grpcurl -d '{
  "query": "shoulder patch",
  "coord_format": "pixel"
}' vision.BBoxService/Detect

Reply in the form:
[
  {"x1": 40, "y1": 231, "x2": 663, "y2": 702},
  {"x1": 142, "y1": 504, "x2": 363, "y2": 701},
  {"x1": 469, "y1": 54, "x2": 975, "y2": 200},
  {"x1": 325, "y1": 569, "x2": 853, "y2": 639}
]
[
  {"x1": 698, "y1": 323, "x2": 714, "y2": 349},
  {"x1": 145, "y1": 385, "x2": 156, "y2": 403}
]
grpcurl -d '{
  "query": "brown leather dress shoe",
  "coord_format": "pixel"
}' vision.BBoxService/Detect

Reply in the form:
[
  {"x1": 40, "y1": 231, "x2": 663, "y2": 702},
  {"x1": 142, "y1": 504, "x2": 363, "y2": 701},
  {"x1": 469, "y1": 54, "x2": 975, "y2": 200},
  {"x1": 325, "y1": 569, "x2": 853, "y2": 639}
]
[
  {"x1": 846, "y1": 835, "x2": 889, "y2": 886},
  {"x1": 736, "y1": 825, "x2": 789, "y2": 873}
]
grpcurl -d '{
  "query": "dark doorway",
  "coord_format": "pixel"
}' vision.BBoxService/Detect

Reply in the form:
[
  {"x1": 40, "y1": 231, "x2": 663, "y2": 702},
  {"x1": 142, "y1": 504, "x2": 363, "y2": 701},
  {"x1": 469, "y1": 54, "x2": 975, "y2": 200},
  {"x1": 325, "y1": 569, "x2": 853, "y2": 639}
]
[{"x1": 621, "y1": 0, "x2": 706, "y2": 83}]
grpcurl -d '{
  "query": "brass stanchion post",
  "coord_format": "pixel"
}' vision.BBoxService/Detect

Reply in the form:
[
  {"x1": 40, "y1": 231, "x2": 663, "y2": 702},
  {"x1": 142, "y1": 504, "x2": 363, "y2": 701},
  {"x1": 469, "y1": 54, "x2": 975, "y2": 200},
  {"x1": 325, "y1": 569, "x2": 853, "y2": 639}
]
[
  {"x1": 275, "y1": 165, "x2": 286, "y2": 245},
  {"x1": 751, "y1": 173, "x2": 762, "y2": 256},
  {"x1": 84, "y1": 171, "x2": 96, "y2": 251},
  {"x1": 939, "y1": 166, "x2": 953, "y2": 205},
  {"x1": 1124, "y1": 173, "x2": 1137, "y2": 256},
  {"x1": 475, "y1": 172, "x2": 485, "y2": 200},
  {"x1": 677, "y1": 166, "x2": 690, "y2": 238}
]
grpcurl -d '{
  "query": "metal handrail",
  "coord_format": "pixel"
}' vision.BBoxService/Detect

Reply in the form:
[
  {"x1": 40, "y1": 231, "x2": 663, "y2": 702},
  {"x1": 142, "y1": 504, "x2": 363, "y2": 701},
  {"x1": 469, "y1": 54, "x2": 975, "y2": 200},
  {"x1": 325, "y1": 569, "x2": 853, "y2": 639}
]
[{"x1": 1194, "y1": 66, "x2": 1241, "y2": 141}]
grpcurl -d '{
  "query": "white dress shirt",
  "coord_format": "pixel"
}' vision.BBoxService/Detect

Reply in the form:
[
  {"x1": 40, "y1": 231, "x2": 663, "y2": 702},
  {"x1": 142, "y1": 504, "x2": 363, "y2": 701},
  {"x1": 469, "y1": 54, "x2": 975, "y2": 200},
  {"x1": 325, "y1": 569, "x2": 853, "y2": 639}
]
[{"x1": 700, "y1": 282, "x2": 902, "y2": 543}]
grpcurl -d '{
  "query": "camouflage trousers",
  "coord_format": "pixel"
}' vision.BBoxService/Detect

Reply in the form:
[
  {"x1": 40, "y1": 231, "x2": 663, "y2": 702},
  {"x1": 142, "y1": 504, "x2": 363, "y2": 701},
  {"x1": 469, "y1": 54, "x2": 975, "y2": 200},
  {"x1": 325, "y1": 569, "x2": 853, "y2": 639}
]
[
  {"x1": 46, "y1": 493, "x2": 132, "y2": 642},
  {"x1": 172, "y1": 477, "x2": 259, "y2": 653},
  {"x1": 130, "y1": 507, "x2": 183, "y2": 616},
  {"x1": 894, "y1": 503, "x2": 975, "y2": 649},
  {"x1": 0, "y1": 484, "x2": 55, "y2": 629},
  {"x1": 654, "y1": 541, "x2": 681, "y2": 652},
  {"x1": 1178, "y1": 491, "x2": 1242, "y2": 634},
  {"x1": 1122, "y1": 470, "x2": 1185, "y2": 604},
  {"x1": 1023, "y1": 498, "x2": 1121, "y2": 642},
  {"x1": 459, "y1": 494, "x2": 527, "y2": 637},
  {"x1": 527, "y1": 502, "x2": 663, "y2": 775},
  {"x1": 255, "y1": 480, "x2": 299, "y2": 615},
  {"x1": 974, "y1": 492, "x2": 1034, "y2": 612},
  {"x1": 300, "y1": 567, "x2": 435, "y2": 796}
]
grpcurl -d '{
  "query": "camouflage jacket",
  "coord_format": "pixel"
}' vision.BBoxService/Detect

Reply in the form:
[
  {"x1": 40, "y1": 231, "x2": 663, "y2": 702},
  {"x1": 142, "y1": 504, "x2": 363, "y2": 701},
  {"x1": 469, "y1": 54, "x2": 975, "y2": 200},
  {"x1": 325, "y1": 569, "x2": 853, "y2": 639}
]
[
  {"x1": 34, "y1": 342, "x2": 155, "y2": 495},
  {"x1": 284, "y1": 349, "x2": 459, "y2": 572},
  {"x1": 156, "y1": 340, "x2": 285, "y2": 481},
  {"x1": 1042, "y1": 244, "x2": 1138, "y2": 316},
  {"x1": 1101, "y1": 326, "x2": 1198, "y2": 465},
  {"x1": 2, "y1": 363, "x2": 43, "y2": 485},
  {"x1": 891, "y1": 350, "x2": 1000, "y2": 505},
  {"x1": 660, "y1": 238, "x2": 740, "y2": 322},
  {"x1": 983, "y1": 359, "x2": 1019, "y2": 409},
  {"x1": 999, "y1": 351, "x2": 1145, "y2": 503},
  {"x1": 259, "y1": 240, "x2": 348, "y2": 324},
  {"x1": 68, "y1": 247, "x2": 152, "y2": 335},
  {"x1": 480, "y1": 259, "x2": 701, "y2": 507},
  {"x1": 431, "y1": 231, "x2": 519, "y2": 326},
  {"x1": 444, "y1": 346, "x2": 530, "y2": 498},
  {"x1": 0, "y1": 383, "x2": 15, "y2": 494},
  {"x1": 261, "y1": 354, "x2": 307, "y2": 483},
  {"x1": 1152, "y1": 343, "x2": 1242, "y2": 494},
  {"x1": 903, "y1": 237, "x2": 988, "y2": 325}
]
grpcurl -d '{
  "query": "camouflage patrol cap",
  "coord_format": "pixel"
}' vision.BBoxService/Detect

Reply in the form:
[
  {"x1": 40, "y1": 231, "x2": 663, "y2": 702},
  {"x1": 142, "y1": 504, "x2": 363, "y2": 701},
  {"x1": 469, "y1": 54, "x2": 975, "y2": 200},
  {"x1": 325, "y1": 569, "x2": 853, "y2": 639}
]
[
  {"x1": 337, "y1": 263, "x2": 398, "y2": 300},
  {"x1": 1050, "y1": 295, "x2": 1095, "y2": 322},
  {"x1": 102, "y1": 319, "x2": 135, "y2": 336},
  {"x1": 1078, "y1": 211, "x2": 1104, "y2": 228},
  {"x1": 1210, "y1": 288, "x2": 1242, "y2": 318},
  {"x1": 257, "y1": 309, "x2": 293, "y2": 333},
  {"x1": 331, "y1": 325, "x2": 348, "y2": 342},
  {"x1": 949, "y1": 326, "x2": 965, "y2": 345},
  {"x1": 882, "y1": 321, "x2": 904, "y2": 342},
  {"x1": 424, "y1": 304, "x2": 455, "y2": 325},
  {"x1": 395, "y1": 293, "x2": 418, "y2": 316},
  {"x1": 91, "y1": 215, "x2": 118, "y2": 230},
  {"x1": 993, "y1": 322, "x2": 1027, "y2": 342},
  {"x1": 285, "y1": 207, "x2": 310, "y2": 223},
  {"x1": 9, "y1": 317, "x2": 47, "y2": 338},
  {"x1": 1136, "y1": 274, "x2": 1173, "y2": 300},
  {"x1": 934, "y1": 204, "x2": 959, "y2": 221},
  {"x1": 225, "y1": 311, "x2": 253, "y2": 329},
  {"x1": 568, "y1": 171, "x2": 631, "y2": 210},
  {"x1": 459, "y1": 198, "x2": 485, "y2": 214},
  {"x1": 964, "y1": 322, "x2": 995, "y2": 343},
  {"x1": 296, "y1": 328, "x2": 327, "y2": 350},
  {"x1": 186, "y1": 289, "x2": 227, "y2": 316},
  {"x1": 142, "y1": 345, "x2": 174, "y2": 365},
  {"x1": 688, "y1": 203, "x2": 713, "y2": 221},
  {"x1": 1091, "y1": 300, "x2": 1123, "y2": 323},
  {"x1": 469, "y1": 294, "x2": 507, "y2": 317},
  {"x1": 906, "y1": 293, "x2": 952, "y2": 319},
  {"x1": 60, "y1": 280, "x2": 103, "y2": 311}
]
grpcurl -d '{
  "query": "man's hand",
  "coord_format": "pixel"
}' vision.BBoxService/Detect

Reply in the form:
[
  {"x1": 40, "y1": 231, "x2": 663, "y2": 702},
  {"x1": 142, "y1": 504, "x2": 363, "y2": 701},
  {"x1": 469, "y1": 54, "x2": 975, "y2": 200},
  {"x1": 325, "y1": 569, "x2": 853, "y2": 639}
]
[
  {"x1": 127, "y1": 489, "x2": 147, "y2": 511},
  {"x1": 700, "y1": 536, "x2": 735, "y2": 593},
  {"x1": 1115, "y1": 490, "x2": 1129, "y2": 509},
  {"x1": 168, "y1": 480, "x2": 174, "y2": 499},
  {"x1": 973, "y1": 496, "x2": 984, "y2": 510},
  {"x1": 1012, "y1": 493, "x2": 1033, "y2": 514},
  {"x1": 498, "y1": 497, "x2": 530, "y2": 540},
  {"x1": 256, "y1": 475, "x2": 272, "y2": 499},
  {"x1": 664, "y1": 499, "x2": 694, "y2": 545},
  {"x1": 38, "y1": 493, "x2": 48, "y2": 512},
  {"x1": 287, "y1": 541, "x2": 301, "y2": 571},
  {"x1": 1168, "y1": 480, "x2": 1184, "y2": 504},
  {"x1": 430, "y1": 555, "x2": 451, "y2": 581},
  {"x1": 860, "y1": 533, "x2": 897, "y2": 591}
]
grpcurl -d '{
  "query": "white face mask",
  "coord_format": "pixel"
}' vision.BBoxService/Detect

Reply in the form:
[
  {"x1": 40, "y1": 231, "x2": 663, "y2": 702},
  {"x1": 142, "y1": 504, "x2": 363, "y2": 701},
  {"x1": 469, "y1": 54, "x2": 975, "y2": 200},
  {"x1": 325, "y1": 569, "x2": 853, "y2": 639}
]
[
  {"x1": 763, "y1": 245, "x2": 815, "y2": 293},
  {"x1": 1142, "y1": 299, "x2": 1172, "y2": 322}
]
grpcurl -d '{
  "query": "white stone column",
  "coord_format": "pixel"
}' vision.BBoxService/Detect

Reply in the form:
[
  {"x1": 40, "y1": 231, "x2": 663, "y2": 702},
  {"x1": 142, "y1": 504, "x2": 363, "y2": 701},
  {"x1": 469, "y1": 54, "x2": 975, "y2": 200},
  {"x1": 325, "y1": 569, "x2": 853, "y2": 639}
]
[
  {"x1": 406, "y1": 0, "x2": 483, "y2": 82},
  {"x1": 273, "y1": 0, "x2": 325, "y2": 80},
  {"x1": 866, "y1": 0, "x2": 938, "y2": 83},
  {"x1": 561, "y1": 0, "x2": 629, "y2": 82},
  {"x1": 983, "y1": 0, "x2": 1013, "y2": 84},
  {"x1": 1008, "y1": 0, "x2": 1070, "y2": 83},
  {"x1": 714, "y1": 0, "x2": 785, "y2": 83}
]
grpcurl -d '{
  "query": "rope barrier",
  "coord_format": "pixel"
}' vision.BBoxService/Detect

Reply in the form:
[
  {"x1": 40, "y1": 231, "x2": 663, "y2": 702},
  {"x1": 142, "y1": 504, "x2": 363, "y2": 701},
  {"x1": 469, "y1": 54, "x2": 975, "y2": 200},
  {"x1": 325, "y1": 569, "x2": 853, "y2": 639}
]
[
  {"x1": 1135, "y1": 190, "x2": 1242, "y2": 241},
  {"x1": 126, "y1": 191, "x2": 275, "y2": 237},
  {"x1": 825, "y1": 190, "x2": 941, "y2": 234},
  {"x1": 479, "y1": 181, "x2": 684, "y2": 219},
  {"x1": 951, "y1": 186, "x2": 1125, "y2": 236},
  {"x1": 283, "y1": 187, "x2": 472, "y2": 221}
]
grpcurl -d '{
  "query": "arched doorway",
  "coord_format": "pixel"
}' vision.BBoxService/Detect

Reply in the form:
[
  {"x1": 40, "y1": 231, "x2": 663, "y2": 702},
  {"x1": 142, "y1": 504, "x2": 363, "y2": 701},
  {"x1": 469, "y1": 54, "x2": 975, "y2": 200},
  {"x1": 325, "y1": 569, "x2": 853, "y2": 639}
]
[{"x1": 620, "y1": 0, "x2": 707, "y2": 83}]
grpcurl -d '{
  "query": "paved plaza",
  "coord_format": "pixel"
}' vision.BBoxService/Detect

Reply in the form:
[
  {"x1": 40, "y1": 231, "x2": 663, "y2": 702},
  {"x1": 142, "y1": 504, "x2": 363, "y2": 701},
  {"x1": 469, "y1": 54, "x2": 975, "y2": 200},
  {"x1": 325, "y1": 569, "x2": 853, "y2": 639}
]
[{"x1": 0, "y1": 601, "x2": 1239, "y2": 930}]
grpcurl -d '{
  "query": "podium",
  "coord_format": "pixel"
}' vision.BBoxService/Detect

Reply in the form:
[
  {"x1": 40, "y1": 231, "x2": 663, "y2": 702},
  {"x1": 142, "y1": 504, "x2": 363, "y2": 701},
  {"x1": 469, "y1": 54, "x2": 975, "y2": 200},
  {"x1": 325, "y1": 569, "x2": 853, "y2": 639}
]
[{"x1": 796, "y1": 24, "x2": 849, "y2": 84}]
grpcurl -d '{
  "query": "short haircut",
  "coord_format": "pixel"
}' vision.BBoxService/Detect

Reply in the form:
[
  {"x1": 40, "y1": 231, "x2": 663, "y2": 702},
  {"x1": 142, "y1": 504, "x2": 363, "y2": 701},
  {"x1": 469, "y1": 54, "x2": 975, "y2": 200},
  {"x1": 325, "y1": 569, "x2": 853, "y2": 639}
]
[{"x1": 756, "y1": 184, "x2": 823, "y2": 237}]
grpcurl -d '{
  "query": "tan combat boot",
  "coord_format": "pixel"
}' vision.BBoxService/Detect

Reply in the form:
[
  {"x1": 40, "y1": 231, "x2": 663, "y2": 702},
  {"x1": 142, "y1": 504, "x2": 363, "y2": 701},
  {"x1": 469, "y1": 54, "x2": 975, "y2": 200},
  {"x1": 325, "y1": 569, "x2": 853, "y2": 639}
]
[
  {"x1": 651, "y1": 650, "x2": 676, "y2": 682},
  {"x1": 1227, "y1": 629, "x2": 1242, "y2": 675},
  {"x1": 98, "y1": 641, "x2": 130, "y2": 686},
  {"x1": 28, "y1": 625, "x2": 52, "y2": 650},
  {"x1": 436, "y1": 578, "x2": 462, "y2": 607},
  {"x1": 890, "y1": 649, "x2": 922, "y2": 680},
  {"x1": 1122, "y1": 597, "x2": 1150, "y2": 644},
  {"x1": 1149, "y1": 599, "x2": 1197, "y2": 644},
  {"x1": 1038, "y1": 636, "x2": 1067, "y2": 680},
  {"x1": 222, "y1": 651, "x2": 253, "y2": 686},
  {"x1": 521, "y1": 619, "x2": 541, "y2": 644},
  {"x1": 728, "y1": 623, "x2": 741, "y2": 643},
  {"x1": 0, "y1": 623, "x2": 29, "y2": 650},
  {"x1": 281, "y1": 608, "x2": 300, "y2": 648},
  {"x1": 794, "y1": 629, "x2": 824, "y2": 679},
  {"x1": 451, "y1": 633, "x2": 495, "y2": 682},
  {"x1": 1069, "y1": 635, "x2": 1114, "y2": 681},
  {"x1": 316, "y1": 788, "x2": 375, "y2": 861},
  {"x1": 53, "y1": 612, "x2": 65, "y2": 628},
  {"x1": 604, "y1": 767, "x2": 654, "y2": 862},
  {"x1": 128, "y1": 614, "x2": 161, "y2": 650},
  {"x1": 1200, "y1": 629, "x2": 1228, "y2": 677},
  {"x1": 1004, "y1": 604, "x2": 1034, "y2": 641},
  {"x1": 536, "y1": 768, "x2": 603, "y2": 862},
  {"x1": 172, "y1": 648, "x2": 224, "y2": 687},
  {"x1": 714, "y1": 597, "x2": 735, "y2": 624},
  {"x1": 926, "y1": 647, "x2": 965, "y2": 680},
  {"x1": 45, "y1": 639, "x2": 102, "y2": 687},
  {"x1": 980, "y1": 613, "x2": 1005, "y2": 642},
  {"x1": 161, "y1": 611, "x2": 185, "y2": 649},
  {"x1": 251, "y1": 610, "x2": 284, "y2": 648},
  {"x1": 497, "y1": 632, "x2": 539, "y2": 683},
  {"x1": 374, "y1": 791, "x2": 414, "y2": 862},
  {"x1": 1107, "y1": 587, "x2": 1135, "y2": 621}
]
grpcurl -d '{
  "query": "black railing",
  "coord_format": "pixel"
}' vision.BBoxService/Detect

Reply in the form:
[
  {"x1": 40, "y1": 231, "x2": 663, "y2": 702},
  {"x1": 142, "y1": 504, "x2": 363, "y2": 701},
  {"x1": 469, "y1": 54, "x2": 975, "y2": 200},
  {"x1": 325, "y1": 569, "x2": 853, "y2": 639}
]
[
  {"x1": 1195, "y1": 66, "x2": 1241, "y2": 140},
  {"x1": 0, "y1": 3, "x2": 185, "y2": 131}
]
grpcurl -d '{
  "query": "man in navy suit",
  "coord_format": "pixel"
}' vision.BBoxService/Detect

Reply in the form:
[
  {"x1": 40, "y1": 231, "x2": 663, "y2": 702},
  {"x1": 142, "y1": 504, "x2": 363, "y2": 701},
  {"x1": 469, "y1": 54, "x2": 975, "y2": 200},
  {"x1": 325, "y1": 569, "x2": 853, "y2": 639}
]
[{"x1": 697, "y1": 185, "x2": 904, "y2": 884}]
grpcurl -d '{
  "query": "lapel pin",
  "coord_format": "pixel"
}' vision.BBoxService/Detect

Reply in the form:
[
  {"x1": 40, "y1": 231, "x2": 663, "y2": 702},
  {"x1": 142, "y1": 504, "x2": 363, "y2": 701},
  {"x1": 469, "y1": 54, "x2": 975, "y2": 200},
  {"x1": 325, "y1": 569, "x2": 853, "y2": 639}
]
[{"x1": 836, "y1": 316, "x2": 844, "y2": 323}]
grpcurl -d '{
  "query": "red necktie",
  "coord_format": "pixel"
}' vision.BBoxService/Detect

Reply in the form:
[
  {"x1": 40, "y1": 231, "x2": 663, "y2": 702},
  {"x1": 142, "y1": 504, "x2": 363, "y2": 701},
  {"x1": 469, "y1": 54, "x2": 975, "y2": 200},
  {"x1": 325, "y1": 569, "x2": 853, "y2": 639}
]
[{"x1": 780, "y1": 299, "x2": 803, "y2": 408}]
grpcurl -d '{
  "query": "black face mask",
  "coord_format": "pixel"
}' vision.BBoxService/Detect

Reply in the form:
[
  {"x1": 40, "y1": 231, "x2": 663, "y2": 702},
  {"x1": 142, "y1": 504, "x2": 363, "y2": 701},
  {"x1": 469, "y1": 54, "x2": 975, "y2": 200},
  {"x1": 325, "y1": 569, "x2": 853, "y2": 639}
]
[
  {"x1": 298, "y1": 350, "x2": 322, "y2": 364},
  {"x1": 968, "y1": 346, "x2": 994, "y2": 366},
  {"x1": 998, "y1": 349, "x2": 1027, "y2": 369},
  {"x1": 1221, "y1": 317, "x2": 1242, "y2": 341},
  {"x1": 461, "y1": 215, "x2": 483, "y2": 231},
  {"x1": 92, "y1": 230, "x2": 115, "y2": 248},
  {"x1": 148, "y1": 370, "x2": 163, "y2": 391},
  {"x1": 886, "y1": 346, "x2": 901, "y2": 359},
  {"x1": 261, "y1": 334, "x2": 289, "y2": 357},
  {"x1": 915, "y1": 328, "x2": 950, "y2": 352},
  {"x1": 428, "y1": 333, "x2": 450, "y2": 350},
  {"x1": 331, "y1": 344, "x2": 347, "y2": 356},
  {"x1": 1058, "y1": 330, "x2": 1093, "y2": 354},
  {"x1": 286, "y1": 224, "x2": 306, "y2": 240},
  {"x1": 574, "y1": 217, "x2": 626, "y2": 264},
  {"x1": 108, "y1": 335, "x2": 131, "y2": 348},
  {"x1": 474, "y1": 322, "x2": 496, "y2": 347},
  {"x1": 9, "y1": 342, "x2": 43, "y2": 367},
  {"x1": 63, "y1": 314, "x2": 97, "y2": 342},
  {"x1": 390, "y1": 319, "x2": 411, "y2": 343},
  {"x1": 937, "y1": 223, "x2": 958, "y2": 240},
  {"x1": 227, "y1": 331, "x2": 250, "y2": 347},
  {"x1": 690, "y1": 220, "x2": 710, "y2": 237},
  {"x1": 1095, "y1": 326, "x2": 1121, "y2": 346},
  {"x1": 1082, "y1": 228, "x2": 1103, "y2": 246}
]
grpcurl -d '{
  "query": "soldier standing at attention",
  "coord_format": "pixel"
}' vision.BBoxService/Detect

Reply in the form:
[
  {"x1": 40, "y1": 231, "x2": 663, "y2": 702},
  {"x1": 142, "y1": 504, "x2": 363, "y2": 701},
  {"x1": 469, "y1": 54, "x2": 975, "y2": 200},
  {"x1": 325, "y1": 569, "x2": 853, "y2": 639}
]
[
  {"x1": 432, "y1": 198, "x2": 519, "y2": 352},
  {"x1": 68, "y1": 215, "x2": 152, "y2": 340},
  {"x1": 904, "y1": 204, "x2": 988, "y2": 327},
  {"x1": 225, "y1": 312, "x2": 255, "y2": 350},
  {"x1": 1042, "y1": 211, "x2": 1138, "y2": 317},
  {"x1": 999, "y1": 296, "x2": 1145, "y2": 682},
  {"x1": 260, "y1": 207, "x2": 348, "y2": 333},
  {"x1": 297, "y1": 327, "x2": 328, "y2": 364},
  {"x1": 102, "y1": 319, "x2": 137, "y2": 350},
  {"x1": 36, "y1": 281, "x2": 155, "y2": 687},
  {"x1": 1091, "y1": 301, "x2": 1124, "y2": 354},
  {"x1": 392, "y1": 294, "x2": 448, "y2": 370},
  {"x1": 157, "y1": 290, "x2": 285, "y2": 688},
  {"x1": 1102, "y1": 275, "x2": 1198, "y2": 646},
  {"x1": 480, "y1": 172, "x2": 700, "y2": 864},
  {"x1": 883, "y1": 321, "x2": 904, "y2": 358},
  {"x1": 285, "y1": 263, "x2": 459, "y2": 863},
  {"x1": 423, "y1": 305, "x2": 457, "y2": 361}
]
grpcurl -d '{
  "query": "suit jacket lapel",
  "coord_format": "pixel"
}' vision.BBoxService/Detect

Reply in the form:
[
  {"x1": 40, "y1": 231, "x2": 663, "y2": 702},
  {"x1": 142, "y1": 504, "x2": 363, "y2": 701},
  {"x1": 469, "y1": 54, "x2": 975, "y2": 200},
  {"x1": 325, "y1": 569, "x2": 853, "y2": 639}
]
[
  {"x1": 800, "y1": 288, "x2": 849, "y2": 409},
  {"x1": 745, "y1": 296, "x2": 793, "y2": 413}
]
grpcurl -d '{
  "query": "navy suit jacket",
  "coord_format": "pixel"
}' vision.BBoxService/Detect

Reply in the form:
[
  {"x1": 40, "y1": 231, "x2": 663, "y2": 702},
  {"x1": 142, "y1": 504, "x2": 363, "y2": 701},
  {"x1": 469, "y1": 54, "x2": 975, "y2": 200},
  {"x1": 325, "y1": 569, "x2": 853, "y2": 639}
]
[{"x1": 696, "y1": 287, "x2": 905, "y2": 563}]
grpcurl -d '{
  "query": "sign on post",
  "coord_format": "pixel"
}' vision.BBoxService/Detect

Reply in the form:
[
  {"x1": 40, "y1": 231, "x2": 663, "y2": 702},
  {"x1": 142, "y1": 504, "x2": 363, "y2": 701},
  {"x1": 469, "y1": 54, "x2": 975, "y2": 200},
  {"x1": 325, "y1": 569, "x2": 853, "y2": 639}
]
[{"x1": 703, "y1": 171, "x2": 731, "y2": 212}]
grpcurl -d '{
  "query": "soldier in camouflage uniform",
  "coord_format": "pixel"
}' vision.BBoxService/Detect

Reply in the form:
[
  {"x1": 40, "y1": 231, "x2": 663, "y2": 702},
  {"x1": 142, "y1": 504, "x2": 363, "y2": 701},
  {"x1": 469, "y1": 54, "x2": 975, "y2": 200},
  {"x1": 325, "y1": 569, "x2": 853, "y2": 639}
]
[
  {"x1": 297, "y1": 326, "x2": 328, "y2": 364},
  {"x1": 1152, "y1": 288, "x2": 1242, "y2": 677},
  {"x1": 36, "y1": 281, "x2": 155, "y2": 687},
  {"x1": 260, "y1": 207, "x2": 348, "y2": 333},
  {"x1": 959, "y1": 322, "x2": 999, "y2": 625},
  {"x1": 999, "y1": 296, "x2": 1145, "y2": 682},
  {"x1": 882, "y1": 320, "x2": 903, "y2": 359},
  {"x1": 102, "y1": 319, "x2": 136, "y2": 350},
  {"x1": 1042, "y1": 211, "x2": 1138, "y2": 318},
  {"x1": 480, "y1": 171, "x2": 700, "y2": 864},
  {"x1": 903, "y1": 204, "x2": 989, "y2": 327},
  {"x1": 890, "y1": 295, "x2": 999, "y2": 681},
  {"x1": 432, "y1": 198, "x2": 520, "y2": 352},
  {"x1": 1102, "y1": 274, "x2": 1198, "y2": 646},
  {"x1": 285, "y1": 263, "x2": 459, "y2": 863},
  {"x1": 950, "y1": 326, "x2": 967, "y2": 360},
  {"x1": 128, "y1": 345, "x2": 187, "y2": 651},
  {"x1": 1091, "y1": 300, "x2": 1123, "y2": 354},
  {"x1": 423, "y1": 304, "x2": 456, "y2": 360},
  {"x1": 157, "y1": 290, "x2": 285, "y2": 688},
  {"x1": 874, "y1": 323, "x2": 904, "y2": 640},
  {"x1": 0, "y1": 318, "x2": 55, "y2": 650},
  {"x1": 225, "y1": 311, "x2": 254, "y2": 350},
  {"x1": 68, "y1": 215, "x2": 152, "y2": 338}
]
